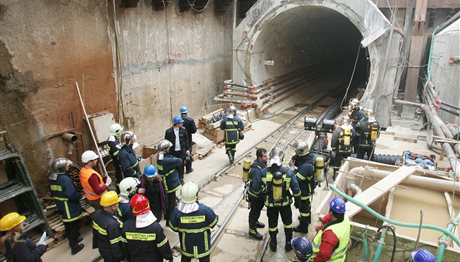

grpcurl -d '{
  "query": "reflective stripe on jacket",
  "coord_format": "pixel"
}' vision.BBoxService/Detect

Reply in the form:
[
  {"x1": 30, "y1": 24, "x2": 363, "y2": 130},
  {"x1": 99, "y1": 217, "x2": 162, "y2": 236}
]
[
  {"x1": 220, "y1": 116, "x2": 243, "y2": 144},
  {"x1": 261, "y1": 167, "x2": 301, "y2": 207},
  {"x1": 80, "y1": 167, "x2": 104, "y2": 201},
  {"x1": 312, "y1": 216, "x2": 351, "y2": 262},
  {"x1": 49, "y1": 173, "x2": 82, "y2": 222},
  {"x1": 92, "y1": 209, "x2": 124, "y2": 260},
  {"x1": 157, "y1": 154, "x2": 182, "y2": 193}
]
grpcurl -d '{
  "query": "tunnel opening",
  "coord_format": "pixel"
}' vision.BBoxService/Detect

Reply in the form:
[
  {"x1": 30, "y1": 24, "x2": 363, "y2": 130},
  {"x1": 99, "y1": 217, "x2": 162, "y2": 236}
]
[{"x1": 248, "y1": 6, "x2": 370, "y2": 106}]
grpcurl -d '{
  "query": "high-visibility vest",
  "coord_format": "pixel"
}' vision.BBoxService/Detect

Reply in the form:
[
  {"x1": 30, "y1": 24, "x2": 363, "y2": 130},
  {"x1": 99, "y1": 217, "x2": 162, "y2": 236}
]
[
  {"x1": 312, "y1": 216, "x2": 351, "y2": 262},
  {"x1": 80, "y1": 167, "x2": 104, "y2": 201}
]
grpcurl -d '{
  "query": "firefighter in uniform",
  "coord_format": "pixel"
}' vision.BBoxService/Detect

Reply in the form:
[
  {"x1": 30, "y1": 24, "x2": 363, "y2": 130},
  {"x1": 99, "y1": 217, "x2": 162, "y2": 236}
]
[
  {"x1": 92, "y1": 191, "x2": 124, "y2": 262},
  {"x1": 119, "y1": 131, "x2": 141, "y2": 178},
  {"x1": 330, "y1": 116, "x2": 356, "y2": 176},
  {"x1": 290, "y1": 141, "x2": 315, "y2": 233},
  {"x1": 169, "y1": 182, "x2": 218, "y2": 262},
  {"x1": 312, "y1": 197, "x2": 350, "y2": 262},
  {"x1": 220, "y1": 105, "x2": 244, "y2": 164},
  {"x1": 252, "y1": 147, "x2": 301, "y2": 252},
  {"x1": 180, "y1": 106, "x2": 197, "y2": 174},
  {"x1": 247, "y1": 148, "x2": 268, "y2": 240},
  {"x1": 80, "y1": 150, "x2": 112, "y2": 209},
  {"x1": 121, "y1": 194, "x2": 173, "y2": 262},
  {"x1": 347, "y1": 98, "x2": 364, "y2": 127},
  {"x1": 355, "y1": 109, "x2": 380, "y2": 160},
  {"x1": 156, "y1": 139, "x2": 183, "y2": 225},
  {"x1": 118, "y1": 177, "x2": 139, "y2": 222},
  {"x1": 108, "y1": 123, "x2": 124, "y2": 187},
  {"x1": 49, "y1": 158, "x2": 85, "y2": 255}
]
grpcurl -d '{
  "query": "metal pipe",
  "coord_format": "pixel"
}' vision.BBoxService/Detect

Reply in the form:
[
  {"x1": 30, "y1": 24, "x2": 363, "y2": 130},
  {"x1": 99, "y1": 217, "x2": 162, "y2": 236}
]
[
  {"x1": 349, "y1": 184, "x2": 362, "y2": 196},
  {"x1": 393, "y1": 99, "x2": 423, "y2": 107},
  {"x1": 436, "y1": 213, "x2": 460, "y2": 262},
  {"x1": 329, "y1": 184, "x2": 460, "y2": 247}
]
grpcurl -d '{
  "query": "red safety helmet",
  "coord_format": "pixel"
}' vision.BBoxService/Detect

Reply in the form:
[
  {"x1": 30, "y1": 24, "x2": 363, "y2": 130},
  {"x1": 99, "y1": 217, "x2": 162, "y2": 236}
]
[{"x1": 130, "y1": 194, "x2": 150, "y2": 216}]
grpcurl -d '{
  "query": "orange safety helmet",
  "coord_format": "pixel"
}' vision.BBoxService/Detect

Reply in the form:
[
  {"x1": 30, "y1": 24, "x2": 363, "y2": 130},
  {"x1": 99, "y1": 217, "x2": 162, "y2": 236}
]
[{"x1": 130, "y1": 194, "x2": 150, "y2": 216}]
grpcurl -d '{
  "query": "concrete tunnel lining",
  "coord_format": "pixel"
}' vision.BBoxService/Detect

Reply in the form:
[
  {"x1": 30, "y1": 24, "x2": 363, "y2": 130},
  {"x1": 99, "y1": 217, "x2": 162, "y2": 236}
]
[{"x1": 249, "y1": 6, "x2": 369, "y2": 87}]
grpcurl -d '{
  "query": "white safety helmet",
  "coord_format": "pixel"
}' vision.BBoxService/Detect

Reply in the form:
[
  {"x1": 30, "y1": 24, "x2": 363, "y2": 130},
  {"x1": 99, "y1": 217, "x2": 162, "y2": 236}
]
[
  {"x1": 119, "y1": 177, "x2": 140, "y2": 197},
  {"x1": 158, "y1": 139, "x2": 173, "y2": 152},
  {"x1": 121, "y1": 131, "x2": 136, "y2": 145},
  {"x1": 181, "y1": 182, "x2": 199, "y2": 204},
  {"x1": 292, "y1": 141, "x2": 309, "y2": 156},
  {"x1": 110, "y1": 123, "x2": 123, "y2": 136},
  {"x1": 81, "y1": 150, "x2": 99, "y2": 164},
  {"x1": 350, "y1": 98, "x2": 359, "y2": 108},
  {"x1": 268, "y1": 147, "x2": 284, "y2": 167},
  {"x1": 228, "y1": 105, "x2": 237, "y2": 114}
]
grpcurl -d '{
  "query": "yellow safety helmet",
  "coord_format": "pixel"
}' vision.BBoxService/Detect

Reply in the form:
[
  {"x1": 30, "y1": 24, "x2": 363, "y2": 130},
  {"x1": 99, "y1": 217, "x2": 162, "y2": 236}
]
[
  {"x1": 0, "y1": 212, "x2": 26, "y2": 231},
  {"x1": 100, "y1": 191, "x2": 120, "y2": 207}
]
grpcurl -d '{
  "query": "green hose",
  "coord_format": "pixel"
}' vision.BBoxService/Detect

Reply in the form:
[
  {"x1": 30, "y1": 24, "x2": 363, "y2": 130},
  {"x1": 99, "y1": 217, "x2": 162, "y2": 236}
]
[
  {"x1": 436, "y1": 213, "x2": 460, "y2": 262},
  {"x1": 363, "y1": 232, "x2": 369, "y2": 262},
  {"x1": 329, "y1": 184, "x2": 460, "y2": 248}
]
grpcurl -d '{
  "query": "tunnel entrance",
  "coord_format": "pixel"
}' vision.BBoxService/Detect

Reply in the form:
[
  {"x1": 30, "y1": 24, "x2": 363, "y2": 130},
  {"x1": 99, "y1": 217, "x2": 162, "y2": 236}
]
[{"x1": 249, "y1": 6, "x2": 369, "y2": 102}]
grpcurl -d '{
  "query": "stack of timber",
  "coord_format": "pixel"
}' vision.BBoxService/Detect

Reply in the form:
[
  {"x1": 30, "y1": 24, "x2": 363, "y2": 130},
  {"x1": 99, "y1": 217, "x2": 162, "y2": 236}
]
[{"x1": 198, "y1": 108, "x2": 252, "y2": 144}]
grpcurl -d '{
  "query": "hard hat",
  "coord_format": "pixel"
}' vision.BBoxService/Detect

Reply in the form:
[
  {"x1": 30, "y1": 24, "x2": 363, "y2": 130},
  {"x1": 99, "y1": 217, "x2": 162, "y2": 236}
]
[
  {"x1": 143, "y1": 164, "x2": 157, "y2": 178},
  {"x1": 0, "y1": 212, "x2": 26, "y2": 231},
  {"x1": 109, "y1": 123, "x2": 123, "y2": 136},
  {"x1": 81, "y1": 150, "x2": 99, "y2": 163},
  {"x1": 119, "y1": 177, "x2": 140, "y2": 197},
  {"x1": 180, "y1": 106, "x2": 188, "y2": 114},
  {"x1": 268, "y1": 147, "x2": 284, "y2": 167},
  {"x1": 350, "y1": 98, "x2": 359, "y2": 106},
  {"x1": 158, "y1": 139, "x2": 173, "y2": 152},
  {"x1": 292, "y1": 140, "x2": 309, "y2": 156},
  {"x1": 121, "y1": 131, "x2": 135, "y2": 144},
  {"x1": 228, "y1": 105, "x2": 237, "y2": 114},
  {"x1": 100, "y1": 191, "x2": 120, "y2": 207},
  {"x1": 411, "y1": 248, "x2": 435, "y2": 262},
  {"x1": 291, "y1": 236, "x2": 313, "y2": 261},
  {"x1": 329, "y1": 197, "x2": 346, "y2": 214},
  {"x1": 130, "y1": 194, "x2": 150, "y2": 216},
  {"x1": 51, "y1": 158, "x2": 72, "y2": 174},
  {"x1": 181, "y1": 182, "x2": 199, "y2": 204},
  {"x1": 173, "y1": 116, "x2": 184, "y2": 124}
]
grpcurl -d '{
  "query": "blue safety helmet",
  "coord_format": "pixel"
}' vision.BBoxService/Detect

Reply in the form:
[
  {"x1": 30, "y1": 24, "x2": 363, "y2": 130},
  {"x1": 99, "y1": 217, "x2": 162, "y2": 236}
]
[
  {"x1": 291, "y1": 237, "x2": 313, "y2": 261},
  {"x1": 143, "y1": 164, "x2": 157, "y2": 178},
  {"x1": 411, "y1": 248, "x2": 435, "y2": 262},
  {"x1": 180, "y1": 106, "x2": 188, "y2": 114},
  {"x1": 329, "y1": 197, "x2": 346, "y2": 214},
  {"x1": 173, "y1": 116, "x2": 184, "y2": 124}
]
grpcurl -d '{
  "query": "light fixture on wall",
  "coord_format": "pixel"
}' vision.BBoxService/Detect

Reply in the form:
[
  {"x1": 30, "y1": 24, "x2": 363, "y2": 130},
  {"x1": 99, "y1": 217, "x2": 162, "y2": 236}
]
[{"x1": 264, "y1": 59, "x2": 274, "y2": 66}]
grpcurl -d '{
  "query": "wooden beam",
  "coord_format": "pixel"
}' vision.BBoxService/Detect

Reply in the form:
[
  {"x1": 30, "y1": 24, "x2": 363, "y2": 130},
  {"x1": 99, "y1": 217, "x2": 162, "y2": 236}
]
[
  {"x1": 375, "y1": 0, "x2": 460, "y2": 9},
  {"x1": 346, "y1": 166, "x2": 416, "y2": 218}
]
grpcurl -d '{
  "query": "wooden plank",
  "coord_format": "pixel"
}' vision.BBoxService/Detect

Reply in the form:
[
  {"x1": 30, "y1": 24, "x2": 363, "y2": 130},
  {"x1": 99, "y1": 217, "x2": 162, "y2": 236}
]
[{"x1": 346, "y1": 166, "x2": 416, "y2": 218}]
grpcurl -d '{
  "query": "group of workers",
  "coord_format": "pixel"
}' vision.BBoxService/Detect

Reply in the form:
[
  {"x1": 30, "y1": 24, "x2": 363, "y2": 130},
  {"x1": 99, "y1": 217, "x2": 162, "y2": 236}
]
[{"x1": 0, "y1": 102, "x2": 438, "y2": 262}]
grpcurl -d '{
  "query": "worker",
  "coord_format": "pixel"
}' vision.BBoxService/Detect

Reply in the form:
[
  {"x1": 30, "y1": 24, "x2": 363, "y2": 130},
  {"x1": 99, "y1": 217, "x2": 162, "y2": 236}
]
[
  {"x1": 118, "y1": 177, "x2": 139, "y2": 222},
  {"x1": 92, "y1": 191, "x2": 124, "y2": 262},
  {"x1": 311, "y1": 197, "x2": 350, "y2": 262},
  {"x1": 220, "y1": 105, "x2": 244, "y2": 164},
  {"x1": 251, "y1": 147, "x2": 301, "y2": 252},
  {"x1": 108, "y1": 123, "x2": 124, "y2": 188},
  {"x1": 355, "y1": 109, "x2": 380, "y2": 160},
  {"x1": 165, "y1": 116, "x2": 189, "y2": 181},
  {"x1": 156, "y1": 139, "x2": 183, "y2": 225},
  {"x1": 247, "y1": 147, "x2": 268, "y2": 240},
  {"x1": 139, "y1": 164, "x2": 167, "y2": 220},
  {"x1": 0, "y1": 212, "x2": 47, "y2": 261},
  {"x1": 290, "y1": 141, "x2": 315, "y2": 233},
  {"x1": 411, "y1": 248, "x2": 435, "y2": 262},
  {"x1": 49, "y1": 158, "x2": 85, "y2": 255},
  {"x1": 347, "y1": 98, "x2": 364, "y2": 127},
  {"x1": 169, "y1": 182, "x2": 218, "y2": 262},
  {"x1": 290, "y1": 236, "x2": 313, "y2": 262},
  {"x1": 121, "y1": 194, "x2": 173, "y2": 262},
  {"x1": 119, "y1": 131, "x2": 141, "y2": 178},
  {"x1": 180, "y1": 105, "x2": 197, "y2": 174},
  {"x1": 80, "y1": 150, "x2": 112, "y2": 208},
  {"x1": 330, "y1": 116, "x2": 356, "y2": 176}
]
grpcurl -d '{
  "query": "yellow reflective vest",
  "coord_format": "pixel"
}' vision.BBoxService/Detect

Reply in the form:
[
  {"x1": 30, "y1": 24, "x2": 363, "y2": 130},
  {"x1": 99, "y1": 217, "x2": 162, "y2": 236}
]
[{"x1": 312, "y1": 216, "x2": 350, "y2": 262}]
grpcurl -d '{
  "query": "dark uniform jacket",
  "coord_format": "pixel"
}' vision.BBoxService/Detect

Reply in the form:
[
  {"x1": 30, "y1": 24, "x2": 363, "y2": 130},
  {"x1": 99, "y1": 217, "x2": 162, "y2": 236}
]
[
  {"x1": 142, "y1": 179, "x2": 166, "y2": 219},
  {"x1": 108, "y1": 135, "x2": 121, "y2": 169},
  {"x1": 92, "y1": 209, "x2": 124, "y2": 261},
  {"x1": 350, "y1": 108, "x2": 364, "y2": 127},
  {"x1": 331, "y1": 126, "x2": 356, "y2": 153},
  {"x1": 169, "y1": 204, "x2": 218, "y2": 259},
  {"x1": 181, "y1": 114, "x2": 197, "y2": 149},
  {"x1": 220, "y1": 116, "x2": 244, "y2": 144},
  {"x1": 4, "y1": 234, "x2": 47, "y2": 262},
  {"x1": 355, "y1": 118, "x2": 380, "y2": 147},
  {"x1": 293, "y1": 154, "x2": 316, "y2": 200},
  {"x1": 49, "y1": 172, "x2": 82, "y2": 222},
  {"x1": 121, "y1": 218, "x2": 173, "y2": 262},
  {"x1": 117, "y1": 201, "x2": 134, "y2": 223},
  {"x1": 157, "y1": 154, "x2": 182, "y2": 193},
  {"x1": 165, "y1": 126, "x2": 189, "y2": 153},
  {"x1": 248, "y1": 159, "x2": 266, "y2": 198},
  {"x1": 252, "y1": 166, "x2": 301, "y2": 207},
  {"x1": 120, "y1": 144, "x2": 140, "y2": 178}
]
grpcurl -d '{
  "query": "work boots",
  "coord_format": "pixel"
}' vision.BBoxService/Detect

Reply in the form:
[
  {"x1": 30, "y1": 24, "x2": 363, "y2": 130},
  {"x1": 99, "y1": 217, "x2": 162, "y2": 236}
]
[
  {"x1": 269, "y1": 232, "x2": 277, "y2": 252},
  {"x1": 285, "y1": 228, "x2": 293, "y2": 252},
  {"x1": 256, "y1": 221, "x2": 265, "y2": 228},
  {"x1": 293, "y1": 219, "x2": 309, "y2": 233},
  {"x1": 249, "y1": 229, "x2": 263, "y2": 240},
  {"x1": 227, "y1": 151, "x2": 234, "y2": 164}
]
